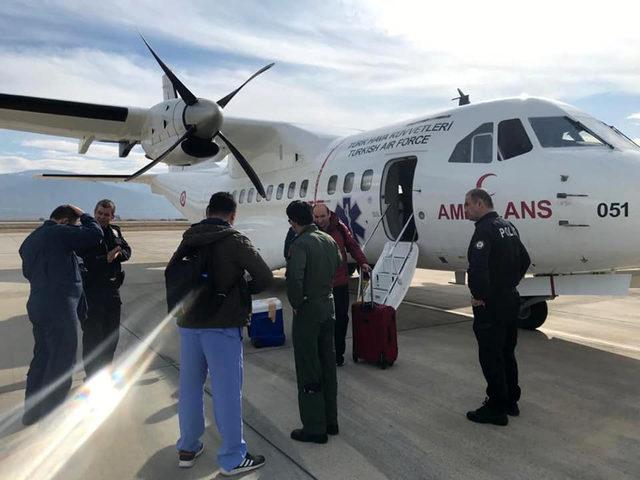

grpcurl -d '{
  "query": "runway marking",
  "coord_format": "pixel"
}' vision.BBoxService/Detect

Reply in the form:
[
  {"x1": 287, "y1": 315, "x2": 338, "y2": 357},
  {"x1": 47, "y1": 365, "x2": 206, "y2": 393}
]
[
  {"x1": 402, "y1": 300, "x2": 640, "y2": 353},
  {"x1": 402, "y1": 300, "x2": 474, "y2": 318},
  {"x1": 540, "y1": 328, "x2": 640, "y2": 353}
]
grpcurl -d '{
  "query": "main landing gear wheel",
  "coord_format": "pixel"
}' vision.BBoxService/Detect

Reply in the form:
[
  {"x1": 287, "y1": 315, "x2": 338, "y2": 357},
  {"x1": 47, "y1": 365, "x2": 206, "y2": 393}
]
[{"x1": 518, "y1": 301, "x2": 548, "y2": 330}]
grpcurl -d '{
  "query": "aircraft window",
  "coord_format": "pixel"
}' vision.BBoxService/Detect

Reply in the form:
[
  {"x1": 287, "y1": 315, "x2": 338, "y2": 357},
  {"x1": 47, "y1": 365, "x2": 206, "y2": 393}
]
[
  {"x1": 248, "y1": 188, "x2": 255, "y2": 203},
  {"x1": 232, "y1": 190, "x2": 237, "y2": 201},
  {"x1": 529, "y1": 116, "x2": 606, "y2": 148},
  {"x1": 343, "y1": 172, "x2": 354, "y2": 193},
  {"x1": 239, "y1": 189, "x2": 246, "y2": 204},
  {"x1": 361, "y1": 169, "x2": 373, "y2": 191},
  {"x1": 266, "y1": 185, "x2": 274, "y2": 201},
  {"x1": 472, "y1": 134, "x2": 492, "y2": 163},
  {"x1": 300, "y1": 179, "x2": 309, "y2": 198},
  {"x1": 276, "y1": 183, "x2": 284, "y2": 200},
  {"x1": 327, "y1": 175, "x2": 338, "y2": 195},
  {"x1": 498, "y1": 119, "x2": 533, "y2": 160},
  {"x1": 448, "y1": 122, "x2": 493, "y2": 163},
  {"x1": 288, "y1": 181, "x2": 296, "y2": 199},
  {"x1": 256, "y1": 191, "x2": 262, "y2": 203}
]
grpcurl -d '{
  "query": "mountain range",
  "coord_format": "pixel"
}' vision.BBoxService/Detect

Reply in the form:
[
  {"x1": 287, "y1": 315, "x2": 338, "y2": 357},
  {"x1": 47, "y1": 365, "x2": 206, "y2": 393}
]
[{"x1": 0, "y1": 171, "x2": 183, "y2": 220}]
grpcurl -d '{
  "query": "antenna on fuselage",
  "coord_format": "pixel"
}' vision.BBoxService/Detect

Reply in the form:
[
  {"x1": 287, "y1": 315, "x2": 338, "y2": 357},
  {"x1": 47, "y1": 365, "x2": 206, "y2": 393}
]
[{"x1": 452, "y1": 88, "x2": 470, "y2": 106}]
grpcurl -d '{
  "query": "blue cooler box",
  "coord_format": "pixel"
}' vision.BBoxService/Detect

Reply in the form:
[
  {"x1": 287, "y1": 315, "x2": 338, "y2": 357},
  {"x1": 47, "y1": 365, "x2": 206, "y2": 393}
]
[{"x1": 248, "y1": 298, "x2": 285, "y2": 348}]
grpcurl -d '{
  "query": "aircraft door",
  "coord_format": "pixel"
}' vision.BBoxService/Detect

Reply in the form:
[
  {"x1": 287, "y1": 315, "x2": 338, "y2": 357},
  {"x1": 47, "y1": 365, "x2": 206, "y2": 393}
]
[{"x1": 380, "y1": 156, "x2": 418, "y2": 241}]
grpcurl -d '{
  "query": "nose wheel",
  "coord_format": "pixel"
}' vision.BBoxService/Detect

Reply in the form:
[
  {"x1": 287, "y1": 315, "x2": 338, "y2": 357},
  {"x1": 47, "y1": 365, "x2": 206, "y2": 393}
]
[{"x1": 518, "y1": 300, "x2": 548, "y2": 330}]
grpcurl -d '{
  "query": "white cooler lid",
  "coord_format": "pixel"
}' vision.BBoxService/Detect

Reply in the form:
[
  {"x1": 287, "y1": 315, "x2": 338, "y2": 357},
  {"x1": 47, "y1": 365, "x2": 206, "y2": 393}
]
[{"x1": 252, "y1": 297, "x2": 282, "y2": 313}]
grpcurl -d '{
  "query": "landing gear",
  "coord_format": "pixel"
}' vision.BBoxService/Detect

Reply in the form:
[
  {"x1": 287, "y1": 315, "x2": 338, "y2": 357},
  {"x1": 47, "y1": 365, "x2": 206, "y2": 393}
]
[{"x1": 518, "y1": 299, "x2": 548, "y2": 330}]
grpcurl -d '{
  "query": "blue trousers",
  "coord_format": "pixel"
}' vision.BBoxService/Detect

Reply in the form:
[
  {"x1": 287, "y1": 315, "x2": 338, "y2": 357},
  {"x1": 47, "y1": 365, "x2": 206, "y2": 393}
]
[
  {"x1": 176, "y1": 327, "x2": 247, "y2": 471},
  {"x1": 25, "y1": 311, "x2": 78, "y2": 421}
]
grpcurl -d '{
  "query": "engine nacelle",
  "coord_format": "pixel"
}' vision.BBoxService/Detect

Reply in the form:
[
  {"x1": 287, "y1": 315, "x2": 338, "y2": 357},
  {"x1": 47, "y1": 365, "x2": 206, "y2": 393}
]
[{"x1": 140, "y1": 98, "x2": 225, "y2": 166}]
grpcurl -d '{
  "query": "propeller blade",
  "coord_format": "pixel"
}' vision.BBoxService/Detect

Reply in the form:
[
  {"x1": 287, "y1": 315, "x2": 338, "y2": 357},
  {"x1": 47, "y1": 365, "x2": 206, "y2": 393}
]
[
  {"x1": 125, "y1": 127, "x2": 194, "y2": 182},
  {"x1": 217, "y1": 131, "x2": 266, "y2": 198},
  {"x1": 217, "y1": 63, "x2": 275, "y2": 109},
  {"x1": 140, "y1": 35, "x2": 198, "y2": 106}
]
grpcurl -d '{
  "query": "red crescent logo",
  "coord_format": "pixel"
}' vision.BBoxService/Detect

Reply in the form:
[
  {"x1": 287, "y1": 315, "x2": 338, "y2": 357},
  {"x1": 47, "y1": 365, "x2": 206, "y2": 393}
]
[
  {"x1": 179, "y1": 191, "x2": 187, "y2": 207},
  {"x1": 476, "y1": 173, "x2": 496, "y2": 195}
]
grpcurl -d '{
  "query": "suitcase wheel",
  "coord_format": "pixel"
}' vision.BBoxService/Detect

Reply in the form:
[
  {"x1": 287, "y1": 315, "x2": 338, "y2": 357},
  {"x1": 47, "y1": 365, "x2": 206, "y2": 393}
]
[{"x1": 379, "y1": 352, "x2": 389, "y2": 369}]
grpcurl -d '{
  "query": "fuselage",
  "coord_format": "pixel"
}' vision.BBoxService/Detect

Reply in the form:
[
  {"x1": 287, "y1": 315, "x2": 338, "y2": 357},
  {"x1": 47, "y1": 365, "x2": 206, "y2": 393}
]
[{"x1": 148, "y1": 97, "x2": 640, "y2": 274}]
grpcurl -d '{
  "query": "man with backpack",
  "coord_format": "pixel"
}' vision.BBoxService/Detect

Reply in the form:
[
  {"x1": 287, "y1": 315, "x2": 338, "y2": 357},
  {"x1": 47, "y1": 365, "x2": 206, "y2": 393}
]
[{"x1": 166, "y1": 192, "x2": 272, "y2": 476}]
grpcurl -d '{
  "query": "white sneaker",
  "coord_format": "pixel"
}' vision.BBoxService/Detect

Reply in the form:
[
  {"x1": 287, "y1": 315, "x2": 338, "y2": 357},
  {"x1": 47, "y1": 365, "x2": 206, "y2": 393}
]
[
  {"x1": 220, "y1": 452, "x2": 266, "y2": 476},
  {"x1": 178, "y1": 443, "x2": 204, "y2": 468}
]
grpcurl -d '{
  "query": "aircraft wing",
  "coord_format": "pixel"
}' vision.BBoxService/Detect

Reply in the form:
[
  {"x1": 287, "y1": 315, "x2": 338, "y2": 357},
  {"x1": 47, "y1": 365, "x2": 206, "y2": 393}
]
[
  {"x1": 219, "y1": 117, "x2": 341, "y2": 171},
  {"x1": 0, "y1": 93, "x2": 147, "y2": 154}
]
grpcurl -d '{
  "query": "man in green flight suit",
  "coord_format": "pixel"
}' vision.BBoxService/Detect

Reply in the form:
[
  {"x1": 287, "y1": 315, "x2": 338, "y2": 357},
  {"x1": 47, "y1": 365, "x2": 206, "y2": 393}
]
[{"x1": 285, "y1": 201, "x2": 342, "y2": 444}]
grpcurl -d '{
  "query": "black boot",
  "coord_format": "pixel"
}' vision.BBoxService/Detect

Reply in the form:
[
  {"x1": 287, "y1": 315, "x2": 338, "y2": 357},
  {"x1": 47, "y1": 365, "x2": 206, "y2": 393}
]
[
  {"x1": 466, "y1": 400, "x2": 508, "y2": 426},
  {"x1": 327, "y1": 424, "x2": 339, "y2": 435},
  {"x1": 506, "y1": 402, "x2": 520, "y2": 416},
  {"x1": 290, "y1": 429, "x2": 328, "y2": 444}
]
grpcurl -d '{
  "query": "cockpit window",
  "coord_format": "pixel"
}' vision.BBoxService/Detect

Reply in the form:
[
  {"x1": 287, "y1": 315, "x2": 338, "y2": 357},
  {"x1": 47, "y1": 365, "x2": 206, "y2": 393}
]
[
  {"x1": 498, "y1": 119, "x2": 533, "y2": 160},
  {"x1": 449, "y1": 122, "x2": 493, "y2": 163},
  {"x1": 605, "y1": 123, "x2": 640, "y2": 150},
  {"x1": 529, "y1": 116, "x2": 607, "y2": 148}
]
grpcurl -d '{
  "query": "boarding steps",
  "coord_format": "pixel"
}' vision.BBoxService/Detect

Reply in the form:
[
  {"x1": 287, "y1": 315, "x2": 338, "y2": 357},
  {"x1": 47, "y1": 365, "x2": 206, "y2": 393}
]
[{"x1": 359, "y1": 213, "x2": 419, "y2": 310}]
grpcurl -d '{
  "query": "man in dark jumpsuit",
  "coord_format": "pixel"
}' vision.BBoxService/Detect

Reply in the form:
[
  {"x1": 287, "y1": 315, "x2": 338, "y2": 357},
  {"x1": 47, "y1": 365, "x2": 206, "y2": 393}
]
[
  {"x1": 19, "y1": 205, "x2": 103, "y2": 425},
  {"x1": 285, "y1": 201, "x2": 342, "y2": 444},
  {"x1": 464, "y1": 188, "x2": 531, "y2": 426},
  {"x1": 79, "y1": 199, "x2": 131, "y2": 378}
]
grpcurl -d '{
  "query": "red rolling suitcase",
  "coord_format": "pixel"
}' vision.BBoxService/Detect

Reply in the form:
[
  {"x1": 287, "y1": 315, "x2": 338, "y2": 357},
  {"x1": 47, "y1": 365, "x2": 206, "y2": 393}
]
[{"x1": 351, "y1": 279, "x2": 398, "y2": 369}]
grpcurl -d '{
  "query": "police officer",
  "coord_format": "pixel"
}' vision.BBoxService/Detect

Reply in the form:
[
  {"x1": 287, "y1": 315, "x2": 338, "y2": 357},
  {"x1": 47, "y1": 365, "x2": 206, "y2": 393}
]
[
  {"x1": 19, "y1": 204, "x2": 103, "y2": 425},
  {"x1": 79, "y1": 199, "x2": 131, "y2": 378},
  {"x1": 464, "y1": 188, "x2": 530, "y2": 426},
  {"x1": 286, "y1": 201, "x2": 342, "y2": 443}
]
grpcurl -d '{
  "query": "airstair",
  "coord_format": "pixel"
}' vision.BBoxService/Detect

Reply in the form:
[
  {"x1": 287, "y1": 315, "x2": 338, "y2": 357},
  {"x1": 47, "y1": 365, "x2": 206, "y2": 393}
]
[{"x1": 359, "y1": 211, "x2": 419, "y2": 310}]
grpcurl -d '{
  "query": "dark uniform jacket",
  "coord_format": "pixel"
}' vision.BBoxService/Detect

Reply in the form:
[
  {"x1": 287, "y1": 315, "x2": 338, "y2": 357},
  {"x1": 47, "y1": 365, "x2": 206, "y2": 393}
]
[
  {"x1": 467, "y1": 211, "x2": 531, "y2": 302},
  {"x1": 167, "y1": 218, "x2": 273, "y2": 329},
  {"x1": 19, "y1": 214, "x2": 104, "y2": 321},
  {"x1": 80, "y1": 224, "x2": 131, "y2": 294},
  {"x1": 286, "y1": 224, "x2": 342, "y2": 310}
]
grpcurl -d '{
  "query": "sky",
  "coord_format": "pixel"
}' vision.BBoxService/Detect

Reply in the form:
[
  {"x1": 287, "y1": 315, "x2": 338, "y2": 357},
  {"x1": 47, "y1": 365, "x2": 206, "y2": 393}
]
[{"x1": 1, "y1": 0, "x2": 640, "y2": 174}]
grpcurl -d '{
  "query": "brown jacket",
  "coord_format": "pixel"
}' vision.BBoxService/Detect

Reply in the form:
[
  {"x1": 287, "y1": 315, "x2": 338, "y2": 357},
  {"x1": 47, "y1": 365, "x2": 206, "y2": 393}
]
[{"x1": 168, "y1": 218, "x2": 273, "y2": 328}]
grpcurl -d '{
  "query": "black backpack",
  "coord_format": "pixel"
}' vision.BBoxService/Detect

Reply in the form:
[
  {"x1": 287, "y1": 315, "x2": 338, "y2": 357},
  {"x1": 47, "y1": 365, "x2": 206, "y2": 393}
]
[
  {"x1": 165, "y1": 242, "x2": 230, "y2": 323},
  {"x1": 165, "y1": 248, "x2": 208, "y2": 313}
]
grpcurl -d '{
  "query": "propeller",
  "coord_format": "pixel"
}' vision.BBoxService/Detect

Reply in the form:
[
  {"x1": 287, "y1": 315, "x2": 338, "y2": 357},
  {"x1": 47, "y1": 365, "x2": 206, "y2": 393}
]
[
  {"x1": 452, "y1": 88, "x2": 470, "y2": 106},
  {"x1": 217, "y1": 131, "x2": 266, "y2": 198},
  {"x1": 135, "y1": 35, "x2": 272, "y2": 196},
  {"x1": 126, "y1": 126, "x2": 195, "y2": 181},
  {"x1": 217, "y1": 62, "x2": 274, "y2": 108}
]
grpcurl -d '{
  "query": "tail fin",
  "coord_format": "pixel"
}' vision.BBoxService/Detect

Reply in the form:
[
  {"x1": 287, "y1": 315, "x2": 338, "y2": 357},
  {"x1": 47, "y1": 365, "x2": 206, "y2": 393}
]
[{"x1": 162, "y1": 74, "x2": 178, "y2": 101}]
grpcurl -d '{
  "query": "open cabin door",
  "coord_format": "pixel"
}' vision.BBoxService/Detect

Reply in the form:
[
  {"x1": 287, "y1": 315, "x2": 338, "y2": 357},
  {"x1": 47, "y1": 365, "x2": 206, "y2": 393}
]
[{"x1": 380, "y1": 156, "x2": 418, "y2": 241}]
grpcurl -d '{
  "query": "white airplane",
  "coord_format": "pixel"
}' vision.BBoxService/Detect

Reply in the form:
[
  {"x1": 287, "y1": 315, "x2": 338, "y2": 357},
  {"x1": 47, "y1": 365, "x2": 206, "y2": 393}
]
[{"x1": 1, "y1": 39, "x2": 638, "y2": 329}]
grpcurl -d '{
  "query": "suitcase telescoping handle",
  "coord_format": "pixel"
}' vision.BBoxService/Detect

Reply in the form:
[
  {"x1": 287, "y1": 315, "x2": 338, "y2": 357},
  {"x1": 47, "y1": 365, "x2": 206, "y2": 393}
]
[{"x1": 359, "y1": 271, "x2": 374, "y2": 311}]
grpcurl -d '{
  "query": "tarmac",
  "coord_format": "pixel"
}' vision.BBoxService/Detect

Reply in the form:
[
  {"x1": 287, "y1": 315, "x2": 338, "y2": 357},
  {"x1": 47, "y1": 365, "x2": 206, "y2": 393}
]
[{"x1": 0, "y1": 228, "x2": 638, "y2": 479}]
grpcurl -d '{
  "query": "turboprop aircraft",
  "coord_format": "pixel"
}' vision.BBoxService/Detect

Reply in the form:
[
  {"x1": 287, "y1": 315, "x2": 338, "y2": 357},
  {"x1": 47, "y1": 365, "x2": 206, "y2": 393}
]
[{"x1": 1, "y1": 38, "x2": 639, "y2": 329}]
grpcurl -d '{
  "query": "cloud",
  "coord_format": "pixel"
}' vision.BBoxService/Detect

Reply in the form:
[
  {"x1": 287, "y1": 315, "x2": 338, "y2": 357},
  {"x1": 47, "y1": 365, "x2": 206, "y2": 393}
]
[
  {"x1": 2, "y1": 0, "x2": 640, "y2": 175},
  {"x1": 0, "y1": 137, "x2": 167, "y2": 175}
]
